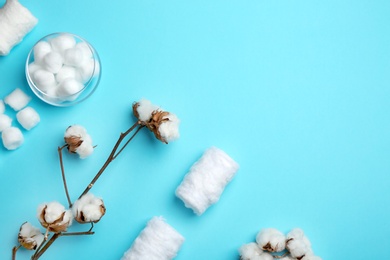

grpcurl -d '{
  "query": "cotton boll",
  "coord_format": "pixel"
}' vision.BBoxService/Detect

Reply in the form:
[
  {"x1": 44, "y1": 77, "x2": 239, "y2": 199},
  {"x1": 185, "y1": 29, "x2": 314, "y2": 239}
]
[
  {"x1": 37, "y1": 201, "x2": 72, "y2": 232},
  {"x1": 64, "y1": 125, "x2": 94, "y2": 158},
  {"x1": 286, "y1": 229, "x2": 313, "y2": 259},
  {"x1": 64, "y1": 124, "x2": 88, "y2": 139},
  {"x1": 239, "y1": 243, "x2": 272, "y2": 260},
  {"x1": 56, "y1": 78, "x2": 84, "y2": 101},
  {"x1": 50, "y1": 34, "x2": 76, "y2": 54},
  {"x1": 1, "y1": 127, "x2": 23, "y2": 150},
  {"x1": 32, "y1": 69, "x2": 56, "y2": 92},
  {"x1": 42, "y1": 51, "x2": 63, "y2": 74},
  {"x1": 72, "y1": 193, "x2": 105, "y2": 223},
  {"x1": 18, "y1": 222, "x2": 44, "y2": 250},
  {"x1": 16, "y1": 107, "x2": 40, "y2": 130},
  {"x1": 0, "y1": 114, "x2": 12, "y2": 131},
  {"x1": 64, "y1": 47, "x2": 86, "y2": 67},
  {"x1": 0, "y1": 100, "x2": 5, "y2": 114},
  {"x1": 121, "y1": 216, "x2": 184, "y2": 260},
  {"x1": 256, "y1": 228, "x2": 286, "y2": 252},
  {"x1": 158, "y1": 113, "x2": 180, "y2": 143},
  {"x1": 134, "y1": 99, "x2": 160, "y2": 121},
  {"x1": 76, "y1": 138, "x2": 94, "y2": 159},
  {"x1": 4, "y1": 88, "x2": 31, "y2": 111},
  {"x1": 33, "y1": 41, "x2": 52, "y2": 64},
  {"x1": 55, "y1": 66, "x2": 81, "y2": 84}
]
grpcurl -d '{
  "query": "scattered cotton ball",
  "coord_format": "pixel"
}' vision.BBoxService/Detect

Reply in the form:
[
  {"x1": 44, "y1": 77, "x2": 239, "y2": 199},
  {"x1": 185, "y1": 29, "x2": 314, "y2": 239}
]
[
  {"x1": 50, "y1": 34, "x2": 76, "y2": 54},
  {"x1": 18, "y1": 222, "x2": 44, "y2": 250},
  {"x1": 32, "y1": 69, "x2": 56, "y2": 92},
  {"x1": 64, "y1": 125, "x2": 94, "y2": 158},
  {"x1": 286, "y1": 229, "x2": 313, "y2": 259},
  {"x1": 1, "y1": 126, "x2": 23, "y2": 150},
  {"x1": 158, "y1": 113, "x2": 180, "y2": 143},
  {"x1": 176, "y1": 147, "x2": 239, "y2": 215},
  {"x1": 37, "y1": 201, "x2": 72, "y2": 233},
  {"x1": 0, "y1": 0, "x2": 38, "y2": 55},
  {"x1": 42, "y1": 51, "x2": 63, "y2": 74},
  {"x1": 33, "y1": 41, "x2": 52, "y2": 64},
  {"x1": 0, "y1": 100, "x2": 4, "y2": 113},
  {"x1": 239, "y1": 243, "x2": 273, "y2": 260},
  {"x1": 121, "y1": 216, "x2": 184, "y2": 260},
  {"x1": 4, "y1": 88, "x2": 31, "y2": 111},
  {"x1": 0, "y1": 114, "x2": 12, "y2": 132},
  {"x1": 16, "y1": 107, "x2": 40, "y2": 130},
  {"x1": 55, "y1": 66, "x2": 80, "y2": 84},
  {"x1": 63, "y1": 47, "x2": 86, "y2": 67},
  {"x1": 72, "y1": 193, "x2": 105, "y2": 223},
  {"x1": 56, "y1": 78, "x2": 84, "y2": 101},
  {"x1": 256, "y1": 228, "x2": 286, "y2": 252}
]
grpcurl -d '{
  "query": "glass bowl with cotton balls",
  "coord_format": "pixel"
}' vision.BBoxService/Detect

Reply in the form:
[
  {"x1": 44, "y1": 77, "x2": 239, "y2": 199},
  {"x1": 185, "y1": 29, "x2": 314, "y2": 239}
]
[{"x1": 26, "y1": 32, "x2": 101, "y2": 107}]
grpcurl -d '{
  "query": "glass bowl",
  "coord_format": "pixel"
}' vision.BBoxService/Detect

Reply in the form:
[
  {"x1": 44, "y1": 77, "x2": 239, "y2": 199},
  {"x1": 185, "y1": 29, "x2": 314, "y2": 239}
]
[{"x1": 26, "y1": 32, "x2": 101, "y2": 107}]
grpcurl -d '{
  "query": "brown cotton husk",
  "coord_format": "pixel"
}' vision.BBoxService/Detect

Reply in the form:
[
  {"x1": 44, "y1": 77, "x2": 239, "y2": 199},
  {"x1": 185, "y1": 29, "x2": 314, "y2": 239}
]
[
  {"x1": 18, "y1": 224, "x2": 38, "y2": 250},
  {"x1": 132, "y1": 102, "x2": 140, "y2": 119},
  {"x1": 64, "y1": 136, "x2": 83, "y2": 153},
  {"x1": 39, "y1": 206, "x2": 70, "y2": 233}
]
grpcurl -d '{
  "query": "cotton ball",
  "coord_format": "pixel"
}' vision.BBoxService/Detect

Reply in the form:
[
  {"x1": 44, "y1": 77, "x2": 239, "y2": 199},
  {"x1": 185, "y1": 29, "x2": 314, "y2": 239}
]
[
  {"x1": 33, "y1": 41, "x2": 52, "y2": 64},
  {"x1": 0, "y1": 114, "x2": 12, "y2": 131},
  {"x1": 2, "y1": 126, "x2": 24, "y2": 150},
  {"x1": 56, "y1": 66, "x2": 81, "y2": 84},
  {"x1": 50, "y1": 34, "x2": 76, "y2": 54},
  {"x1": 42, "y1": 51, "x2": 63, "y2": 74},
  {"x1": 4, "y1": 88, "x2": 31, "y2": 111},
  {"x1": 78, "y1": 58, "x2": 98, "y2": 83},
  {"x1": 76, "y1": 139, "x2": 94, "y2": 159},
  {"x1": 239, "y1": 243, "x2": 273, "y2": 260},
  {"x1": 75, "y1": 42, "x2": 93, "y2": 59},
  {"x1": 16, "y1": 107, "x2": 40, "y2": 130},
  {"x1": 27, "y1": 62, "x2": 42, "y2": 76},
  {"x1": 286, "y1": 228, "x2": 313, "y2": 259},
  {"x1": 72, "y1": 193, "x2": 105, "y2": 223},
  {"x1": 0, "y1": 100, "x2": 4, "y2": 114},
  {"x1": 32, "y1": 69, "x2": 56, "y2": 92},
  {"x1": 256, "y1": 228, "x2": 286, "y2": 252},
  {"x1": 56, "y1": 78, "x2": 84, "y2": 101},
  {"x1": 64, "y1": 47, "x2": 86, "y2": 67}
]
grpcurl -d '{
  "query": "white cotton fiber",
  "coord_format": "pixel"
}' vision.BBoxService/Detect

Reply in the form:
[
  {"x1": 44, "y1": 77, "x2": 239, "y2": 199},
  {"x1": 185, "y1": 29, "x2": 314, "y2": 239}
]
[
  {"x1": 75, "y1": 42, "x2": 92, "y2": 59},
  {"x1": 16, "y1": 107, "x2": 40, "y2": 130},
  {"x1": 77, "y1": 58, "x2": 96, "y2": 83},
  {"x1": 27, "y1": 62, "x2": 41, "y2": 76},
  {"x1": 1, "y1": 126, "x2": 23, "y2": 150},
  {"x1": 4, "y1": 88, "x2": 31, "y2": 111},
  {"x1": 33, "y1": 41, "x2": 51, "y2": 64},
  {"x1": 0, "y1": 100, "x2": 4, "y2": 113},
  {"x1": 158, "y1": 113, "x2": 180, "y2": 143},
  {"x1": 136, "y1": 99, "x2": 160, "y2": 122},
  {"x1": 239, "y1": 243, "x2": 273, "y2": 260},
  {"x1": 55, "y1": 66, "x2": 80, "y2": 83},
  {"x1": 121, "y1": 217, "x2": 184, "y2": 260},
  {"x1": 0, "y1": 0, "x2": 38, "y2": 56},
  {"x1": 176, "y1": 147, "x2": 239, "y2": 215},
  {"x1": 63, "y1": 47, "x2": 86, "y2": 67},
  {"x1": 50, "y1": 33, "x2": 76, "y2": 54},
  {"x1": 56, "y1": 78, "x2": 84, "y2": 101},
  {"x1": 256, "y1": 228, "x2": 286, "y2": 252},
  {"x1": 42, "y1": 51, "x2": 63, "y2": 73},
  {"x1": 32, "y1": 69, "x2": 56, "y2": 92},
  {"x1": 286, "y1": 229, "x2": 313, "y2": 259},
  {"x1": 0, "y1": 114, "x2": 12, "y2": 131}
]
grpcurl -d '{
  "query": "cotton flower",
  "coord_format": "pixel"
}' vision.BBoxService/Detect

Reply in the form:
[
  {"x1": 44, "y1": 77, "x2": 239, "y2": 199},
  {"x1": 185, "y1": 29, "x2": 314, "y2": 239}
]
[
  {"x1": 72, "y1": 193, "x2": 106, "y2": 224},
  {"x1": 132, "y1": 99, "x2": 180, "y2": 144},
  {"x1": 256, "y1": 228, "x2": 286, "y2": 252},
  {"x1": 64, "y1": 125, "x2": 94, "y2": 158},
  {"x1": 286, "y1": 228, "x2": 313, "y2": 259},
  {"x1": 37, "y1": 202, "x2": 72, "y2": 233},
  {"x1": 239, "y1": 243, "x2": 273, "y2": 260},
  {"x1": 17, "y1": 222, "x2": 44, "y2": 250}
]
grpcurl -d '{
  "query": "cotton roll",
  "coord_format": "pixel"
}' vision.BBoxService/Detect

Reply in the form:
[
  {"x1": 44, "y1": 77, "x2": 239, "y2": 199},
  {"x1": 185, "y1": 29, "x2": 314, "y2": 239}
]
[
  {"x1": 4, "y1": 88, "x2": 31, "y2": 111},
  {"x1": 17, "y1": 107, "x2": 40, "y2": 130},
  {"x1": 0, "y1": 0, "x2": 38, "y2": 56},
  {"x1": 0, "y1": 114, "x2": 12, "y2": 132},
  {"x1": 2, "y1": 126, "x2": 24, "y2": 150},
  {"x1": 176, "y1": 147, "x2": 239, "y2": 215},
  {"x1": 121, "y1": 217, "x2": 184, "y2": 260}
]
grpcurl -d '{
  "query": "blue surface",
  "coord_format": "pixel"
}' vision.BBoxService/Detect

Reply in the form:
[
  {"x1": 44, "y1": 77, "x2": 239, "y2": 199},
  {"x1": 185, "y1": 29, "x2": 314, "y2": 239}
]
[{"x1": 1, "y1": 0, "x2": 390, "y2": 259}]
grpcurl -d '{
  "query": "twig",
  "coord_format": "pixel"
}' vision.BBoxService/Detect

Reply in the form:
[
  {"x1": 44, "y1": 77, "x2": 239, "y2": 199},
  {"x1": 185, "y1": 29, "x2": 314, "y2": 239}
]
[
  {"x1": 12, "y1": 245, "x2": 20, "y2": 260},
  {"x1": 58, "y1": 145, "x2": 72, "y2": 208},
  {"x1": 113, "y1": 125, "x2": 144, "y2": 159}
]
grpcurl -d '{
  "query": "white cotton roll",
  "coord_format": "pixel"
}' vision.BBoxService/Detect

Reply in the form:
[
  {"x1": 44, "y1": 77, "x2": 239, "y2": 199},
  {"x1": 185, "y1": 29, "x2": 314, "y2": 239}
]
[
  {"x1": 50, "y1": 34, "x2": 76, "y2": 54},
  {"x1": 2, "y1": 126, "x2": 24, "y2": 150},
  {"x1": 16, "y1": 107, "x2": 40, "y2": 130},
  {"x1": 56, "y1": 78, "x2": 84, "y2": 101},
  {"x1": 32, "y1": 69, "x2": 56, "y2": 92},
  {"x1": 0, "y1": 100, "x2": 4, "y2": 113},
  {"x1": 4, "y1": 88, "x2": 31, "y2": 111},
  {"x1": 176, "y1": 147, "x2": 239, "y2": 215},
  {"x1": 121, "y1": 217, "x2": 184, "y2": 260},
  {"x1": 42, "y1": 51, "x2": 63, "y2": 74},
  {"x1": 0, "y1": 0, "x2": 38, "y2": 56},
  {"x1": 33, "y1": 41, "x2": 51, "y2": 64},
  {"x1": 0, "y1": 114, "x2": 12, "y2": 132},
  {"x1": 63, "y1": 47, "x2": 86, "y2": 67},
  {"x1": 55, "y1": 66, "x2": 80, "y2": 83}
]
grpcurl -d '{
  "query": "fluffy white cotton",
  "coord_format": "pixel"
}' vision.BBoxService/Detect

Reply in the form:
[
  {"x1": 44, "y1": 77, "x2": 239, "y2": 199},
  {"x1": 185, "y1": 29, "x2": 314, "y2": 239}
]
[
  {"x1": 0, "y1": 0, "x2": 38, "y2": 56},
  {"x1": 176, "y1": 147, "x2": 239, "y2": 215},
  {"x1": 42, "y1": 51, "x2": 63, "y2": 73},
  {"x1": 50, "y1": 33, "x2": 76, "y2": 54},
  {"x1": 32, "y1": 69, "x2": 56, "y2": 92},
  {"x1": 28, "y1": 62, "x2": 41, "y2": 76},
  {"x1": 76, "y1": 139, "x2": 94, "y2": 158},
  {"x1": 136, "y1": 99, "x2": 160, "y2": 121},
  {"x1": 75, "y1": 42, "x2": 92, "y2": 59},
  {"x1": 239, "y1": 243, "x2": 273, "y2": 260},
  {"x1": 65, "y1": 125, "x2": 94, "y2": 158},
  {"x1": 77, "y1": 58, "x2": 98, "y2": 83},
  {"x1": 121, "y1": 217, "x2": 184, "y2": 260},
  {"x1": 56, "y1": 78, "x2": 84, "y2": 101},
  {"x1": 0, "y1": 100, "x2": 4, "y2": 113},
  {"x1": 63, "y1": 47, "x2": 86, "y2": 67},
  {"x1": 72, "y1": 193, "x2": 104, "y2": 223},
  {"x1": 286, "y1": 229, "x2": 313, "y2": 259},
  {"x1": 33, "y1": 41, "x2": 51, "y2": 64},
  {"x1": 256, "y1": 228, "x2": 286, "y2": 252},
  {"x1": 4, "y1": 88, "x2": 31, "y2": 111},
  {"x1": 56, "y1": 66, "x2": 80, "y2": 83},
  {"x1": 2, "y1": 126, "x2": 23, "y2": 150},
  {"x1": 279, "y1": 256, "x2": 294, "y2": 260},
  {"x1": 16, "y1": 107, "x2": 40, "y2": 130},
  {"x1": 65, "y1": 124, "x2": 87, "y2": 138},
  {"x1": 158, "y1": 113, "x2": 180, "y2": 143},
  {"x1": 0, "y1": 114, "x2": 12, "y2": 131},
  {"x1": 37, "y1": 201, "x2": 72, "y2": 227},
  {"x1": 18, "y1": 222, "x2": 44, "y2": 250}
]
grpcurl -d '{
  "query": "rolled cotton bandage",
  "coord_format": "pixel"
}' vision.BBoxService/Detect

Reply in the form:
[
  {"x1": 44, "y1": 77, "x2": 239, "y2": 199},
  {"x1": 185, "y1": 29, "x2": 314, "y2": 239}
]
[
  {"x1": 4, "y1": 88, "x2": 31, "y2": 111},
  {"x1": 2, "y1": 126, "x2": 23, "y2": 150},
  {"x1": 16, "y1": 107, "x2": 40, "y2": 130},
  {"x1": 121, "y1": 217, "x2": 184, "y2": 260},
  {"x1": 0, "y1": 0, "x2": 38, "y2": 55},
  {"x1": 176, "y1": 147, "x2": 239, "y2": 215}
]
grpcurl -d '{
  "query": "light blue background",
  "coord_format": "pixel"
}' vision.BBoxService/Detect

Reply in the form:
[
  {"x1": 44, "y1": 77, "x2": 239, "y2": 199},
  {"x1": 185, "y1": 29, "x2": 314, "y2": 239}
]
[{"x1": 1, "y1": 0, "x2": 389, "y2": 259}]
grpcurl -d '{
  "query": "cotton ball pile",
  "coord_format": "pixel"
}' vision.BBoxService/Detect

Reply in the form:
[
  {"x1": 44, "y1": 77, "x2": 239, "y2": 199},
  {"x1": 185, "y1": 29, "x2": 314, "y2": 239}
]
[
  {"x1": 28, "y1": 33, "x2": 99, "y2": 102},
  {"x1": 239, "y1": 228, "x2": 321, "y2": 260},
  {"x1": 64, "y1": 125, "x2": 94, "y2": 158}
]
